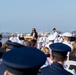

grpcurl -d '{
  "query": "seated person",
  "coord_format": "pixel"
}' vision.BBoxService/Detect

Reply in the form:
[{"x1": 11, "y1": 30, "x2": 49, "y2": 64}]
[{"x1": 40, "y1": 47, "x2": 52, "y2": 68}]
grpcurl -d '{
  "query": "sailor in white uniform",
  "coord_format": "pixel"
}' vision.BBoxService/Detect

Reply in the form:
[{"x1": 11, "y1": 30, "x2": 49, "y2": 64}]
[
  {"x1": 62, "y1": 32, "x2": 73, "y2": 50},
  {"x1": 37, "y1": 36, "x2": 43, "y2": 49},
  {"x1": 9, "y1": 33, "x2": 18, "y2": 42},
  {"x1": 37, "y1": 34, "x2": 46, "y2": 49},
  {"x1": 51, "y1": 28, "x2": 58, "y2": 39},
  {"x1": 46, "y1": 35, "x2": 55, "y2": 52}
]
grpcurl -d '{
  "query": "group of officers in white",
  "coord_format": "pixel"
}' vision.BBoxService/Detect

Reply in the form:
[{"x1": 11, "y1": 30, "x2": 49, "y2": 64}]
[
  {"x1": 37, "y1": 28, "x2": 75, "y2": 74},
  {"x1": 37, "y1": 28, "x2": 73, "y2": 50},
  {"x1": 9, "y1": 33, "x2": 23, "y2": 44},
  {"x1": 9, "y1": 28, "x2": 74, "y2": 51},
  {"x1": 8, "y1": 28, "x2": 76, "y2": 74}
]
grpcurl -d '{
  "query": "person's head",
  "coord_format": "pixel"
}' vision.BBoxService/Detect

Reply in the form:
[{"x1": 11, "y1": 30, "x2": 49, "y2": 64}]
[
  {"x1": 62, "y1": 36, "x2": 69, "y2": 41},
  {"x1": 41, "y1": 47, "x2": 50, "y2": 57},
  {"x1": 32, "y1": 28, "x2": 37, "y2": 33},
  {"x1": 2, "y1": 47, "x2": 46, "y2": 75},
  {"x1": 5, "y1": 41, "x2": 24, "y2": 52},
  {"x1": 51, "y1": 52, "x2": 67, "y2": 62},
  {"x1": 62, "y1": 32, "x2": 72, "y2": 42},
  {"x1": 18, "y1": 33, "x2": 23, "y2": 37},
  {"x1": 1, "y1": 40, "x2": 12, "y2": 52},
  {"x1": 49, "y1": 43, "x2": 71, "y2": 63},
  {"x1": 0, "y1": 34, "x2": 2, "y2": 40},
  {"x1": 41, "y1": 47, "x2": 50, "y2": 55},
  {"x1": 2, "y1": 41, "x2": 8, "y2": 50},
  {"x1": 23, "y1": 40, "x2": 31, "y2": 47},
  {"x1": 11, "y1": 34, "x2": 14, "y2": 37},
  {"x1": 52, "y1": 28, "x2": 56, "y2": 33}
]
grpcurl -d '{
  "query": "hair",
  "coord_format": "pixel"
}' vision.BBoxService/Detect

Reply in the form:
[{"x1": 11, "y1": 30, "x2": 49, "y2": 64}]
[
  {"x1": 2, "y1": 40, "x2": 12, "y2": 52},
  {"x1": 32, "y1": 28, "x2": 38, "y2": 35},
  {"x1": 0, "y1": 34, "x2": 2, "y2": 37},
  {"x1": 23, "y1": 40, "x2": 31, "y2": 47},
  {"x1": 32, "y1": 28, "x2": 37, "y2": 33},
  {"x1": 52, "y1": 53, "x2": 66, "y2": 62},
  {"x1": 31, "y1": 28, "x2": 38, "y2": 40},
  {"x1": 41, "y1": 47, "x2": 50, "y2": 55},
  {"x1": 52, "y1": 28, "x2": 56, "y2": 30},
  {"x1": 2, "y1": 42, "x2": 8, "y2": 50},
  {"x1": 72, "y1": 40, "x2": 76, "y2": 56}
]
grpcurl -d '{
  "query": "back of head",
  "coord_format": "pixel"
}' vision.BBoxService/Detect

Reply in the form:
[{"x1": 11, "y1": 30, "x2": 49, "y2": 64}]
[
  {"x1": 2, "y1": 41, "x2": 9, "y2": 50},
  {"x1": 41, "y1": 47, "x2": 50, "y2": 55},
  {"x1": 0, "y1": 34, "x2": 2, "y2": 40},
  {"x1": 23, "y1": 40, "x2": 31, "y2": 47},
  {"x1": 49, "y1": 43, "x2": 71, "y2": 62},
  {"x1": 5, "y1": 41, "x2": 25, "y2": 52},
  {"x1": 41, "y1": 47, "x2": 50, "y2": 57}
]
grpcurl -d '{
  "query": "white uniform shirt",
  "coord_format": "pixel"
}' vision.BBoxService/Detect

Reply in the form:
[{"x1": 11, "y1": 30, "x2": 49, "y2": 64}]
[
  {"x1": 63, "y1": 41, "x2": 73, "y2": 50},
  {"x1": 53, "y1": 32, "x2": 58, "y2": 39},
  {"x1": 9, "y1": 37, "x2": 18, "y2": 42}
]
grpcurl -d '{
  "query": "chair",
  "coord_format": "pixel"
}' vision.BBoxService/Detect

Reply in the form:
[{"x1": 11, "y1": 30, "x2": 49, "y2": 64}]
[{"x1": 64, "y1": 60, "x2": 76, "y2": 74}]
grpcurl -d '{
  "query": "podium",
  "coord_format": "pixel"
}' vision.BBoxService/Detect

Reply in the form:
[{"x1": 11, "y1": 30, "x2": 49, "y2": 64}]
[{"x1": 24, "y1": 36, "x2": 34, "y2": 41}]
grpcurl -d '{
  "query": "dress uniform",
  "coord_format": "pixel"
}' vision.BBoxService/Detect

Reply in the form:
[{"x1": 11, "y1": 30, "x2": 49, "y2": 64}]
[
  {"x1": 62, "y1": 32, "x2": 73, "y2": 49},
  {"x1": 0, "y1": 46, "x2": 46, "y2": 75},
  {"x1": 46, "y1": 35, "x2": 55, "y2": 49},
  {"x1": 38, "y1": 43, "x2": 73, "y2": 75}
]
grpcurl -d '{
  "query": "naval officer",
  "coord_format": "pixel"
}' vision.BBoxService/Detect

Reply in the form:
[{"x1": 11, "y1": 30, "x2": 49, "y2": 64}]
[
  {"x1": 62, "y1": 32, "x2": 73, "y2": 49},
  {"x1": 38, "y1": 43, "x2": 73, "y2": 75},
  {"x1": 0, "y1": 46, "x2": 46, "y2": 75}
]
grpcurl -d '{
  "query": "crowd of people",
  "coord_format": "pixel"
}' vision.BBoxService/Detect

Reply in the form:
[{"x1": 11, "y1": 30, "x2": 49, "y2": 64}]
[{"x1": 0, "y1": 28, "x2": 76, "y2": 75}]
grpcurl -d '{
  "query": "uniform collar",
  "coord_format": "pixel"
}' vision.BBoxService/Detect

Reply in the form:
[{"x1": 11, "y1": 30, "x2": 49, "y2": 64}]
[{"x1": 51, "y1": 62, "x2": 63, "y2": 68}]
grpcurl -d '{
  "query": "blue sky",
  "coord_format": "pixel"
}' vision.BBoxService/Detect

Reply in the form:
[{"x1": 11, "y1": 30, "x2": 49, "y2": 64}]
[{"x1": 0, "y1": 0, "x2": 76, "y2": 33}]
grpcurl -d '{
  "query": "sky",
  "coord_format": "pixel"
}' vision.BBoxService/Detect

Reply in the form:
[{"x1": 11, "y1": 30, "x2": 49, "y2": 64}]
[{"x1": 0, "y1": 0, "x2": 76, "y2": 33}]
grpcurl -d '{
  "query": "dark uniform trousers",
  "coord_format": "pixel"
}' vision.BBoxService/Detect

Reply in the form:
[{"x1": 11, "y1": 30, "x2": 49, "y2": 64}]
[{"x1": 38, "y1": 62, "x2": 73, "y2": 75}]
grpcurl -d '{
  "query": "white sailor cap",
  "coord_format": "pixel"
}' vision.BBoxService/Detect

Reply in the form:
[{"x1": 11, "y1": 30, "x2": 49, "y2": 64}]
[{"x1": 62, "y1": 32, "x2": 72, "y2": 37}]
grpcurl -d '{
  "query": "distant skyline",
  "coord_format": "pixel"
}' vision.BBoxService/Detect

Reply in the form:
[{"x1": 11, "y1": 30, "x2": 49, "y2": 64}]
[{"x1": 0, "y1": 0, "x2": 76, "y2": 33}]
